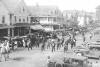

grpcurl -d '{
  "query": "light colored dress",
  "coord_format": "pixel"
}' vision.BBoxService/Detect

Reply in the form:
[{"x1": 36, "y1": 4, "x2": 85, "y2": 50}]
[
  {"x1": 0, "y1": 43, "x2": 6, "y2": 54},
  {"x1": 22, "y1": 40, "x2": 26, "y2": 47},
  {"x1": 5, "y1": 42, "x2": 10, "y2": 53}
]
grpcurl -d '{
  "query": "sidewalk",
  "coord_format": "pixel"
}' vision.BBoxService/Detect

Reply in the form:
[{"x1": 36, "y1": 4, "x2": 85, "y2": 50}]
[{"x1": 0, "y1": 47, "x2": 65, "y2": 67}]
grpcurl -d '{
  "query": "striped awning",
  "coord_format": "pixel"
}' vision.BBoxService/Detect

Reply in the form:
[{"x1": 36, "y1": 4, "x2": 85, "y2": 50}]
[
  {"x1": 13, "y1": 23, "x2": 30, "y2": 27},
  {"x1": 30, "y1": 25, "x2": 44, "y2": 30}
]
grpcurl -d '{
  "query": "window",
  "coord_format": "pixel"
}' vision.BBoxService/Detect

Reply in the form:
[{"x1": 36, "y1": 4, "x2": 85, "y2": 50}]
[
  {"x1": 23, "y1": 7, "x2": 25, "y2": 12},
  {"x1": 23, "y1": 19, "x2": 25, "y2": 22},
  {"x1": 27, "y1": 17, "x2": 28, "y2": 22},
  {"x1": 48, "y1": 18, "x2": 52, "y2": 21},
  {"x1": 51, "y1": 11, "x2": 53, "y2": 14},
  {"x1": 2, "y1": 16, "x2": 5, "y2": 23},
  {"x1": 19, "y1": 18, "x2": 21, "y2": 22},
  {"x1": 15, "y1": 16, "x2": 16, "y2": 22}
]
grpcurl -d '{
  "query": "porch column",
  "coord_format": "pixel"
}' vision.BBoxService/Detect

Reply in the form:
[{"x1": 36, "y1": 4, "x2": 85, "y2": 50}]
[
  {"x1": 29, "y1": 15, "x2": 31, "y2": 34},
  {"x1": 8, "y1": 28, "x2": 10, "y2": 37},
  {"x1": 12, "y1": 28, "x2": 14, "y2": 37},
  {"x1": 18, "y1": 28, "x2": 20, "y2": 36},
  {"x1": 19, "y1": 27, "x2": 21, "y2": 36},
  {"x1": 29, "y1": 27, "x2": 31, "y2": 34}
]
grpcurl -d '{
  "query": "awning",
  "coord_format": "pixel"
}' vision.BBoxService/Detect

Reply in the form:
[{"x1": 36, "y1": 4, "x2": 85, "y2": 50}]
[
  {"x1": 13, "y1": 23, "x2": 39, "y2": 27},
  {"x1": 13, "y1": 23, "x2": 30, "y2": 27},
  {"x1": 0, "y1": 24, "x2": 14, "y2": 29},
  {"x1": 30, "y1": 25, "x2": 44, "y2": 30},
  {"x1": 44, "y1": 27, "x2": 54, "y2": 32},
  {"x1": 0, "y1": 26, "x2": 14, "y2": 29}
]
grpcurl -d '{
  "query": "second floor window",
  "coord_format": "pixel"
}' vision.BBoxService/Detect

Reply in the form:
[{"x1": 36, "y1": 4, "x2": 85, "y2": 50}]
[
  {"x1": 19, "y1": 18, "x2": 21, "y2": 22},
  {"x1": 27, "y1": 17, "x2": 28, "y2": 22},
  {"x1": 15, "y1": 16, "x2": 16, "y2": 22},
  {"x1": 23, "y1": 19, "x2": 25, "y2": 22},
  {"x1": 2, "y1": 16, "x2": 5, "y2": 24}
]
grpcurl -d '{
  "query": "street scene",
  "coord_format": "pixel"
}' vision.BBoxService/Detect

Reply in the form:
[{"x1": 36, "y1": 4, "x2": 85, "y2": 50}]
[{"x1": 0, "y1": 0, "x2": 100, "y2": 67}]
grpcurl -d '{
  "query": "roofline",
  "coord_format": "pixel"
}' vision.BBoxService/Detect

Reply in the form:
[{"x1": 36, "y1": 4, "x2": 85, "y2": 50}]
[{"x1": 0, "y1": 1, "x2": 11, "y2": 13}]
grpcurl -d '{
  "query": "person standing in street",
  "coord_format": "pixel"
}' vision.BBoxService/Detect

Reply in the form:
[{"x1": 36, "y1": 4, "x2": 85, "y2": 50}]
[
  {"x1": 64, "y1": 45, "x2": 68, "y2": 53},
  {"x1": 52, "y1": 41, "x2": 56, "y2": 52},
  {"x1": 22, "y1": 38, "x2": 26, "y2": 48},
  {"x1": 27, "y1": 39, "x2": 32, "y2": 51},
  {"x1": 41, "y1": 38, "x2": 46, "y2": 52},
  {"x1": 90, "y1": 32, "x2": 93, "y2": 40}
]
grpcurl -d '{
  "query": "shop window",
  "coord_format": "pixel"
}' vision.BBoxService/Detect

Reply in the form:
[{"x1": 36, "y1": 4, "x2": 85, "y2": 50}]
[{"x1": 2, "y1": 16, "x2": 5, "y2": 24}]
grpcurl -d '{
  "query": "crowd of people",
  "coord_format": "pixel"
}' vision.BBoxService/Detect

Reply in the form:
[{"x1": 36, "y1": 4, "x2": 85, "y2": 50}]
[
  {"x1": 0, "y1": 31, "x2": 77, "y2": 62},
  {"x1": 0, "y1": 40, "x2": 11, "y2": 61}
]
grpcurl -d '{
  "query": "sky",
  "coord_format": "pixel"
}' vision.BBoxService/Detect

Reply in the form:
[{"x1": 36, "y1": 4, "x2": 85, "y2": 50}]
[{"x1": 24, "y1": 0, "x2": 100, "y2": 12}]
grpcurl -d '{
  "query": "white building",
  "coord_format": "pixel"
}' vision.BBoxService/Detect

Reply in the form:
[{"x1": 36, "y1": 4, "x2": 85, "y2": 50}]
[
  {"x1": 63, "y1": 10, "x2": 96, "y2": 27},
  {"x1": 0, "y1": 1, "x2": 10, "y2": 26},
  {"x1": 29, "y1": 5, "x2": 62, "y2": 31}
]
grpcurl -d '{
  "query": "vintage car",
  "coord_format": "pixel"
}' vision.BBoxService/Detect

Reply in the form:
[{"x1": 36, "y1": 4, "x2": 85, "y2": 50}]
[
  {"x1": 88, "y1": 41, "x2": 100, "y2": 50},
  {"x1": 85, "y1": 54, "x2": 100, "y2": 60},
  {"x1": 83, "y1": 48, "x2": 100, "y2": 60},
  {"x1": 63, "y1": 55, "x2": 88, "y2": 67},
  {"x1": 72, "y1": 46, "x2": 89, "y2": 56}
]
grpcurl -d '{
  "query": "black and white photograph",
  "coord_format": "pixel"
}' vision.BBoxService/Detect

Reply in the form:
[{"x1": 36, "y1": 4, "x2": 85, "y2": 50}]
[{"x1": 0, "y1": 0, "x2": 100, "y2": 67}]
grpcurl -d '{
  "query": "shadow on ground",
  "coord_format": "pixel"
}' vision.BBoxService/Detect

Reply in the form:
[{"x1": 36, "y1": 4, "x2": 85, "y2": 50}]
[
  {"x1": 13, "y1": 57, "x2": 26, "y2": 61},
  {"x1": 13, "y1": 48, "x2": 25, "y2": 52}
]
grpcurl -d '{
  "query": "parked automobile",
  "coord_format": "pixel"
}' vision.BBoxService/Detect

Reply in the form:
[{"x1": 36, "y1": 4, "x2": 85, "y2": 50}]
[
  {"x1": 88, "y1": 41, "x2": 100, "y2": 50},
  {"x1": 84, "y1": 50, "x2": 100, "y2": 60},
  {"x1": 63, "y1": 55, "x2": 88, "y2": 67},
  {"x1": 72, "y1": 46, "x2": 89, "y2": 55}
]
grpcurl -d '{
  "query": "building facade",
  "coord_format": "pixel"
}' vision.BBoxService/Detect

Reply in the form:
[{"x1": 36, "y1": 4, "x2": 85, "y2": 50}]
[
  {"x1": 29, "y1": 5, "x2": 62, "y2": 31},
  {"x1": 0, "y1": 2, "x2": 10, "y2": 25},
  {"x1": 63, "y1": 10, "x2": 96, "y2": 27},
  {"x1": 96, "y1": 5, "x2": 100, "y2": 22},
  {"x1": 0, "y1": 1, "x2": 11, "y2": 37},
  {"x1": 1, "y1": 0, "x2": 31, "y2": 36},
  {"x1": 0, "y1": 0, "x2": 63, "y2": 37}
]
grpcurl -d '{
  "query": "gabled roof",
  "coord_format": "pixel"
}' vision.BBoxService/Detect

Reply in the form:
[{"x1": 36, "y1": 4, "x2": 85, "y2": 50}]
[
  {"x1": 28, "y1": 5, "x2": 62, "y2": 17},
  {"x1": 14, "y1": 0, "x2": 30, "y2": 15},
  {"x1": 2, "y1": 0, "x2": 21, "y2": 13},
  {"x1": 1, "y1": 0, "x2": 30, "y2": 14},
  {"x1": 1, "y1": 0, "x2": 62, "y2": 17},
  {"x1": 0, "y1": 1, "x2": 9, "y2": 14}
]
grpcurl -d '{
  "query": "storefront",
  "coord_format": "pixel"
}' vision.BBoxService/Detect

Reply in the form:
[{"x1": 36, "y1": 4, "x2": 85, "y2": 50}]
[
  {"x1": 0, "y1": 24, "x2": 14, "y2": 37},
  {"x1": 13, "y1": 23, "x2": 30, "y2": 36}
]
